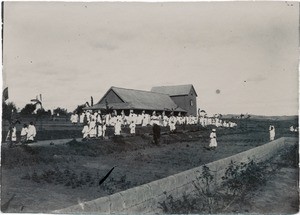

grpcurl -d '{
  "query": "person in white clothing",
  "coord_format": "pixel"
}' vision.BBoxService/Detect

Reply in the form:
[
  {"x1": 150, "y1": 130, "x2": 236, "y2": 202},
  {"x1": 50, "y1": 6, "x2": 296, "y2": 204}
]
[
  {"x1": 129, "y1": 120, "x2": 136, "y2": 136},
  {"x1": 141, "y1": 111, "x2": 148, "y2": 127},
  {"x1": 82, "y1": 123, "x2": 89, "y2": 140},
  {"x1": 97, "y1": 111, "x2": 102, "y2": 124},
  {"x1": 290, "y1": 126, "x2": 295, "y2": 132},
  {"x1": 169, "y1": 113, "x2": 177, "y2": 132},
  {"x1": 27, "y1": 122, "x2": 37, "y2": 142},
  {"x1": 102, "y1": 122, "x2": 107, "y2": 138},
  {"x1": 162, "y1": 112, "x2": 168, "y2": 127},
  {"x1": 109, "y1": 113, "x2": 117, "y2": 127},
  {"x1": 97, "y1": 123, "x2": 103, "y2": 138},
  {"x1": 209, "y1": 129, "x2": 217, "y2": 150},
  {"x1": 150, "y1": 111, "x2": 159, "y2": 125},
  {"x1": 114, "y1": 119, "x2": 122, "y2": 136},
  {"x1": 89, "y1": 119, "x2": 97, "y2": 138},
  {"x1": 79, "y1": 112, "x2": 85, "y2": 123},
  {"x1": 71, "y1": 113, "x2": 78, "y2": 124},
  {"x1": 6, "y1": 125, "x2": 17, "y2": 144},
  {"x1": 269, "y1": 125, "x2": 275, "y2": 141}
]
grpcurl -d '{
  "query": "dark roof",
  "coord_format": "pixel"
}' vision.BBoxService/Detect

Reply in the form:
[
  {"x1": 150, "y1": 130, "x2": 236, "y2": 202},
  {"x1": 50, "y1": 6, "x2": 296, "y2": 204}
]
[
  {"x1": 86, "y1": 87, "x2": 187, "y2": 112},
  {"x1": 151, "y1": 84, "x2": 197, "y2": 97}
]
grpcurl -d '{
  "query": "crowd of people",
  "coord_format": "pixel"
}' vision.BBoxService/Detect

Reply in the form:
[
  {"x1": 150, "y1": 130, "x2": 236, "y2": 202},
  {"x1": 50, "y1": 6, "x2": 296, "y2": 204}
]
[
  {"x1": 6, "y1": 122, "x2": 37, "y2": 146},
  {"x1": 69, "y1": 109, "x2": 238, "y2": 141},
  {"x1": 5, "y1": 108, "x2": 295, "y2": 149}
]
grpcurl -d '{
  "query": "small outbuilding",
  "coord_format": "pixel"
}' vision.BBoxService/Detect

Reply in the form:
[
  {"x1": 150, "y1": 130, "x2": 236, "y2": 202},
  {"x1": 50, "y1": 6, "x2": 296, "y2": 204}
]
[{"x1": 151, "y1": 84, "x2": 198, "y2": 116}]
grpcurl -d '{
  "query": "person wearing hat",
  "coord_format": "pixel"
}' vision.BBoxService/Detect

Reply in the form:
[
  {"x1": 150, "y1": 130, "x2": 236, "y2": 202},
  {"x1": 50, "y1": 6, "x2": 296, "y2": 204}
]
[
  {"x1": 209, "y1": 129, "x2": 217, "y2": 150},
  {"x1": 129, "y1": 120, "x2": 136, "y2": 136}
]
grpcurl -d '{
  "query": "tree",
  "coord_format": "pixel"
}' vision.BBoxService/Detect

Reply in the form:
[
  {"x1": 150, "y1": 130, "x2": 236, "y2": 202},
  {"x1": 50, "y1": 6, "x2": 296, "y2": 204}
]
[
  {"x1": 2, "y1": 102, "x2": 17, "y2": 120},
  {"x1": 20, "y1": 103, "x2": 36, "y2": 115},
  {"x1": 74, "y1": 104, "x2": 86, "y2": 115},
  {"x1": 53, "y1": 107, "x2": 67, "y2": 116},
  {"x1": 36, "y1": 108, "x2": 51, "y2": 117}
]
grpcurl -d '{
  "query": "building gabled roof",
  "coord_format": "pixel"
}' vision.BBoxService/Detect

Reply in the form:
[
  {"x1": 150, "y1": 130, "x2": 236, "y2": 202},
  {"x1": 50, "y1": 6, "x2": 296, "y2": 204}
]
[
  {"x1": 151, "y1": 84, "x2": 197, "y2": 97},
  {"x1": 88, "y1": 87, "x2": 186, "y2": 112}
]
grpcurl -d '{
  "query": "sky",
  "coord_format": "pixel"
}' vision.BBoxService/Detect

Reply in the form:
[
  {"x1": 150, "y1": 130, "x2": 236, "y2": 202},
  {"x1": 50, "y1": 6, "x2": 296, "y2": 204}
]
[{"x1": 3, "y1": 1, "x2": 299, "y2": 116}]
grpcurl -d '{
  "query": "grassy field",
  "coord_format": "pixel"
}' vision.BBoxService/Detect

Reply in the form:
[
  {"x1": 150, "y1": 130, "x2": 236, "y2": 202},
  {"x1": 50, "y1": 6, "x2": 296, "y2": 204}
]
[{"x1": 1, "y1": 117, "x2": 298, "y2": 213}]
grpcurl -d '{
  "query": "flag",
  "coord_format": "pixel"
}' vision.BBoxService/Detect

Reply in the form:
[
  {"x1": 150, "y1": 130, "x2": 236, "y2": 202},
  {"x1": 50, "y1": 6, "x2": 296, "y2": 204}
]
[{"x1": 3, "y1": 87, "x2": 8, "y2": 101}]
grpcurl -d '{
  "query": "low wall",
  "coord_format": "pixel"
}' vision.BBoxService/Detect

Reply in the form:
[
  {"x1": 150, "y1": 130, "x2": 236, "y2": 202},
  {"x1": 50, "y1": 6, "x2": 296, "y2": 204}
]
[{"x1": 53, "y1": 137, "x2": 298, "y2": 214}]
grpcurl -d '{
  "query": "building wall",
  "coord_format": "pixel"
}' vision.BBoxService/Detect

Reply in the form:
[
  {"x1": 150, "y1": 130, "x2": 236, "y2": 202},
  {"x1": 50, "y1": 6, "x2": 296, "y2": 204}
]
[
  {"x1": 99, "y1": 90, "x2": 123, "y2": 104},
  {"x1": 170, "y1": 89, "x2": 197, "y2": 116}
]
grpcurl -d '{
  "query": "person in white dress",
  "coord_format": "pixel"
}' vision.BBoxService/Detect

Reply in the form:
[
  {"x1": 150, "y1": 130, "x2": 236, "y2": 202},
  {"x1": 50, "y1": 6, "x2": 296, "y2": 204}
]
[
  {"x1": 169, "y1": 113, "x2": 177, "y2": 132},
  {"x1": 114, "y1": 119, "x2": 122, "y2": 136},
  {"x1": 269, "y1": 125, "x2": 275, "y2": 141},
  {"x1": 89, "y1": 119, "x2": 97, "y2": 138},
  {"x1": 209, "y1": 129, "x2": 217, "y2": 150},
  {"x1": 27, "y1": 122, "x2": 37, "y2": 142},
  {"x1": 79, "y1": 112, "x2": 85, "y2": 123},
  {"x1": 162, "y1": 111, "x2": 169, "y2": 127},
  {"x1": 82, "y1": 123, "x2": 89, "y2": 140},
  {"x1": 129, "y1": 120, "x2": 136, "y2": 136}
]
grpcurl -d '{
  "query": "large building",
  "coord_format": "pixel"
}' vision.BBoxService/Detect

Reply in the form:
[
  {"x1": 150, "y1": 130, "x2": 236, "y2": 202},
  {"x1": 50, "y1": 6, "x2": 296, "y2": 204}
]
[{"x1": 85, "y1": 84, "x2": 197, "y2": 116}]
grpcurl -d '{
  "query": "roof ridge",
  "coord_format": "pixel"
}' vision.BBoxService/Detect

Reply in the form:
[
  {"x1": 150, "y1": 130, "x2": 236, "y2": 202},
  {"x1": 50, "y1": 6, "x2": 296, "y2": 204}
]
[
  {"x1": 112, "y1": 86, "x2": 170, "y2": 96},
  {"x1": 152, "y1": 84, "x2": 193, "y2": 88}
]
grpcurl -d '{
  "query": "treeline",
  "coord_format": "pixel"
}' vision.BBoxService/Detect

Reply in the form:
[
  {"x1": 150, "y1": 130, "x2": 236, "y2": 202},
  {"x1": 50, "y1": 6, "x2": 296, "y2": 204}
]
[{"x1": 2, "y1": 102, "x2": 69, "y2": 121}]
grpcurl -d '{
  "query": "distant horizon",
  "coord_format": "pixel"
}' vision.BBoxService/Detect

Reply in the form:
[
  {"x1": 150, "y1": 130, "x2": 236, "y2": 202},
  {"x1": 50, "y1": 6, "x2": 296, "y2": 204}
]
[{"x1": 3, "y1": 2, "x2": 299, "y2": 116}]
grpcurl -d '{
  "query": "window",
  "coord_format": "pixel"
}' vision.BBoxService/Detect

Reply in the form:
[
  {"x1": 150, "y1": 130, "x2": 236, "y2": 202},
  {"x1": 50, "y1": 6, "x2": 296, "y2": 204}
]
[{"x1": 190, "y1": 100, "x2": 193, "y2": 106}]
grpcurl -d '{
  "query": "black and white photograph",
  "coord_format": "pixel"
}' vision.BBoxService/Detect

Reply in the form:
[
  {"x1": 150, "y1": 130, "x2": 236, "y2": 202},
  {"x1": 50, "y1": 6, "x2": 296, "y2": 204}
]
[{"x1": 1, "y1": 1, "x2": 299, "y2": 214}]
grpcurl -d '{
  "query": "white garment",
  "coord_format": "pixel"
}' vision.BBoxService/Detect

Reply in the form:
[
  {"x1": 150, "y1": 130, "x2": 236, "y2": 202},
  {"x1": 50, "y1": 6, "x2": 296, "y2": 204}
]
[
  {"x1": 79, "y1": 113, "x2": 85, "y2": 123},
  {"x1": 89, "y1": 121, "x2": 97, "y2": 137},
  {"x1": 209, "y1": 132, "x2": 217, "y2": 147},
  {"x1": 21, "y1": 127, "x2": 28, "y2": 136},
  {"x1": 141, "y1": 114, "x2": 148, "y2": 126},
  {"x1": 82, "y1": 125, "x2": 89, "y2": 139},
  {"x1": 150, "y1": 115, "x2": 159, "y2": 125},
  {"x1": 105, "y1": 114, "x2": 111, "y2": 125},
  {"x1": 7, "y1": 127, "x2": 17, "y2": 142},
  {"x1": 98, "y1": 125, "x2": 103, "y2": 137},
  {"x1": 110, "y1": 116, "x2": 117, "y2": 126},
  {"x1": 169, "y1": 116, "x2": 177, "y2": 131},
  {"x1": 114, "y1": 121, "x2": 122, "y2": 135},
  {"x1": 71, "y1": 114, "x2": 78, "y2": 123},
  {"x1": 163, "y1": 116, "x2": 169, "y2": 127},
  {"x1": 136, "y1": 114, "x2": 143, "y2": 125},
  {"x1": 27, "y1": 125, "x2": 37, "y2": 141},
  {"x1": 97, "y1": 114, "x2": 102, "y2": 124},
  {"x1": 269, "y1": 126, "x2": 275, "y2": 141},
  {"x1": 129, "y1": 122, "x2": 136, "y2": 134},
  {"x1": 102, "y1": 124, "x2": 107, "y2": 137}
]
